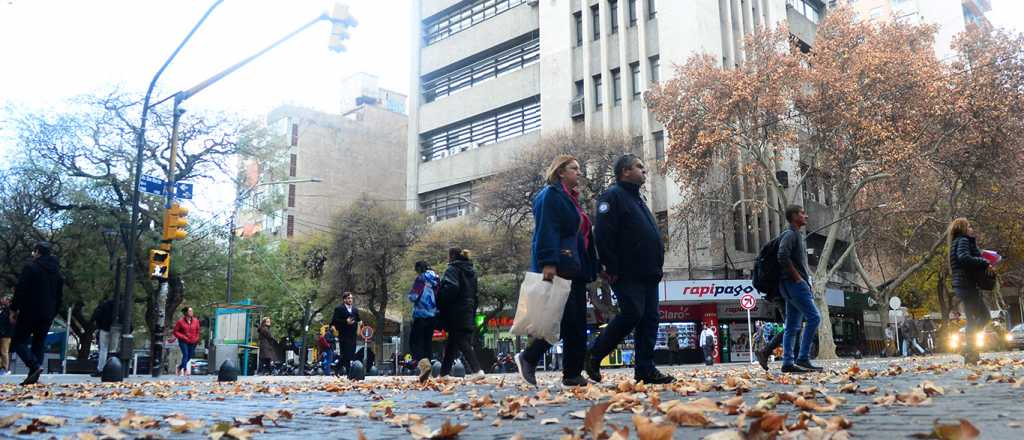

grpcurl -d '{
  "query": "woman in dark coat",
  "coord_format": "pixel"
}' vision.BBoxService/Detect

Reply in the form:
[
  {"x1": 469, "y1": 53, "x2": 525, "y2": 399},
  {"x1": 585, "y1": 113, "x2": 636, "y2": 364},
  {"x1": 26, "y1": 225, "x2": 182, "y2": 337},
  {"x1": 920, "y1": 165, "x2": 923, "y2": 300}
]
[
  {"x1": 257, "y1": 317, "x2": 281, "y2": 374},
  {"x1": 436, "y1": 247, "x2": 484, "y2": 378},
  {"x1": 947, "y1": 217, "x2": 994, "y2": 365},
  {"x1": 514, "y1": 154, "x2": 598, "y2": 387}
]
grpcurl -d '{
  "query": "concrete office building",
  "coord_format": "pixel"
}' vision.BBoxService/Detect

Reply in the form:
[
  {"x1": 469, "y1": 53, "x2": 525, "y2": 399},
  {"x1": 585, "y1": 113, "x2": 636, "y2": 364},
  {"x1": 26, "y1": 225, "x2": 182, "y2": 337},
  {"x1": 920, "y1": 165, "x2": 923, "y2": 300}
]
[
  {"x1": 839, "y1": 0, "x2": 991, "y2": 58},
  {"x1": 238, "y1": 74, "x2": 408, "y2": 239}
]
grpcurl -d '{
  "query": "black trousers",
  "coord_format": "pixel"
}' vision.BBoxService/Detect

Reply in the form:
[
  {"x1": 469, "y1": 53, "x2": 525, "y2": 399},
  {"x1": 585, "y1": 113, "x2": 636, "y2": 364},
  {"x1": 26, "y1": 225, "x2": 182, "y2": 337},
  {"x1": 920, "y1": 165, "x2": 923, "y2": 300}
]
[
  {"x1": 957, "y1": 288, "x2": 989, "y2": 353},
  {"x1": 339, "y1": 335, "x2": 357, "y2": 370},
  {"x1": 522, "y1": 280, "x2": 588, "y2": 378},
  {"x1": 13, "y1": 315, "x2": 52, "y2": 371},
  {"x1": 590, "y1": 279, "x2": 660, "y2": 375},
  {"x1": 441, "y1": 329, "x2": 481, "y2": 375},
  {"x1": 703, "y1": 344, "x2": 715, "y2": 365},
  {"x1": 410, "y1": 317, "x2": 437, "y2": 362}
]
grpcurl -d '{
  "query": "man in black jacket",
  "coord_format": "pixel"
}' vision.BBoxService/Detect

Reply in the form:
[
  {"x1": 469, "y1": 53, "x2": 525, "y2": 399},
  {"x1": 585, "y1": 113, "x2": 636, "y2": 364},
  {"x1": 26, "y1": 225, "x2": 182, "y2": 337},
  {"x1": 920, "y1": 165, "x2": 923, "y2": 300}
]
[
  {"x1": 90, "y1": 297, "x2": 116, "y2": 376},
  {"x1": 330, "y1": 292, "x2": 360, "y2": 374},
  {"x1": 11, "y1": 242, "x2": 63, "y2": 385},
  {"x1": 585, "y1": 154, "x2": 674, "y2": 385}
]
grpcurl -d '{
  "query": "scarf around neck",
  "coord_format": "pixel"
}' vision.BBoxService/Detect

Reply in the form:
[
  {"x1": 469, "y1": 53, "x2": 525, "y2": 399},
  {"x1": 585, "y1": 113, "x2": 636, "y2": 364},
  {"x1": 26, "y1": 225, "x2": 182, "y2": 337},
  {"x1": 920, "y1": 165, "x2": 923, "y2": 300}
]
[{"x1": 561, "y1": 181, "x2": 592, "y2": 249}]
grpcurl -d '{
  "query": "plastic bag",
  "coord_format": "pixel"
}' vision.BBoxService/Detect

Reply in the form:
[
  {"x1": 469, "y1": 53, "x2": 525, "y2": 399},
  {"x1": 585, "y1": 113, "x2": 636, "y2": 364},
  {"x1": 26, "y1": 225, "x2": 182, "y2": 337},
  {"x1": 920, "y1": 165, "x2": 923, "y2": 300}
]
[{"x1": 510, "y1": 271, "x2": 572, "y2": 345}]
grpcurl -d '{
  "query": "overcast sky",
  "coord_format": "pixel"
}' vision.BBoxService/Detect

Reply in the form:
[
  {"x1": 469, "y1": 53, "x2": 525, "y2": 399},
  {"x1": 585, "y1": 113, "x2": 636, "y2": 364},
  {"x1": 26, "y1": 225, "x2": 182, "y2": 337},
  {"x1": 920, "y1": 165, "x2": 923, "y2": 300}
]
[{"x1": 0, "y1": 0, "x2": 1020, "y2": 214}]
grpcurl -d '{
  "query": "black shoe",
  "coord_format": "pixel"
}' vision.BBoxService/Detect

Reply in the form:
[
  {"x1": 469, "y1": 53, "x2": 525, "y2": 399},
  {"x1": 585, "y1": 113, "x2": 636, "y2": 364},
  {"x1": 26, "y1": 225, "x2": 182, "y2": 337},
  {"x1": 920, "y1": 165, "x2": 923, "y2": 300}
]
[
  {"x1": 781, "y1": 363, "x2": 810, "y2": 374},
  {"x1": 21, "y1": 367, "x2": 42, "y2": 386},
  {"x1": 636, "y1": 369, "x2": 675, "y2": 385},
  {"x1": 755, "y1": 349, "x2": 769, "y2": 372},
  {"x1": 514, "y1": 353, "x2": 537, "y2": 386},
  {"x1": 583, "y1": 356, "x2": 602, "y2": 383},
  {"x1": 90, "y1": 371, "x2": 102, "y2": 378},
  {"x1": 561, "y1": 375, "x2": 588, "y2": 387},
  {"x1": 795, "y1": 360, "x2": 823, "y2": 372}
]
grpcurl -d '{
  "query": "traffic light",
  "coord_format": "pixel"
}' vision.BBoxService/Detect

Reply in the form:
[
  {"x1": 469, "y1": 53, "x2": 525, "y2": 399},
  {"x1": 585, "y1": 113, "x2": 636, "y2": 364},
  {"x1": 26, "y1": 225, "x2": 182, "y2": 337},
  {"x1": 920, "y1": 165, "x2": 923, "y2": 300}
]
[
  {"x1": 162, "y1": 203, "x2": 189, "y2": 242},
  {"x1": 328, "y1": 3, "x2": 358, "y2": 52},
  {"x1": 149, "y1": 249, "x2": 170, "y2": 279}
]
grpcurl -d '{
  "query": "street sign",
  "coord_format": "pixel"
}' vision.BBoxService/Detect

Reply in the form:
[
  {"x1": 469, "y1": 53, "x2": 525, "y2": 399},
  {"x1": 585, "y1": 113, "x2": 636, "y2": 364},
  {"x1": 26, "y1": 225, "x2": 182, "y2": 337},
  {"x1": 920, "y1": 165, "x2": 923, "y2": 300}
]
[
  {"x1": 740, "y1": 293, "x2": 757, "y2": 311},
  {"x1": 360, "y1": 325, "x2": 374, "y2": 341},
  {"x1": 140, "y1": 175, "x2": 165, "y2": 196},
  {"x1": 889, "y1": 296, "x2": 902, "y2": 311},
  {"x1": 174, "y1": 182, "x2": 194, "y2": 200}
]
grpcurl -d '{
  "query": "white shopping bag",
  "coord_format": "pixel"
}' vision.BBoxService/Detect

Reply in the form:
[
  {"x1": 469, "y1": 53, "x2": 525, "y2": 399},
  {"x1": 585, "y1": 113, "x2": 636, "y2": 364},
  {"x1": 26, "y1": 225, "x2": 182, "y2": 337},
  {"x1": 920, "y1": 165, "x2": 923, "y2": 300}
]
[{"x1": 510, "y1": 271, "x2": 572, "y2": 345}]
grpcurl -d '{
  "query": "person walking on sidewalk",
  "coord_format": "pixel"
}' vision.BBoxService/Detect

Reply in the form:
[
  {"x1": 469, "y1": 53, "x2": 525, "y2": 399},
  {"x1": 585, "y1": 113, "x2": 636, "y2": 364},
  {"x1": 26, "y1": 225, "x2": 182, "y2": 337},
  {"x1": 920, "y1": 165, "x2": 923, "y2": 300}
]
[
  {"x1": 777, "y1": 205, "x2": 823, "y2": 373},
  {"x1": 436, "y1": 248, "x2": 484, "y2": 379},
  {"x1": 0, "y1": 294, "x2": 13, "y2": 375},
  {"x1": 331, "y1": 292, "x2": 361, "y2": 374},
  {"x1": 700, "y1": 324, "x2": 717, "y2": 366},
  {"x1": 515, "y1": 155, "x2": 598, "y2": 387},
  {"x1": 585, "y1": 154, "x2": 674, "y2": 385},
  {"x1": 172, "y1": 307, "x2": 200, "y2": 377},
  {"x1": 90, "y1": 297, "x2": 115, "y2": 376},
  {"x1": 11, "y1": 242, "x2": 63, "y2": 385},
  {"x1": 257, "y1": 317, "x2": 281, "y2": 374},
  {"x1": 947, "y1": 217, "x2": 993, "y2": 365},
  {"x1": 318, "y1": 322, "x2": 337, "y2": 376},
  {"x1": 408, "y1": 261, "x2": 440, "y2": 382}
]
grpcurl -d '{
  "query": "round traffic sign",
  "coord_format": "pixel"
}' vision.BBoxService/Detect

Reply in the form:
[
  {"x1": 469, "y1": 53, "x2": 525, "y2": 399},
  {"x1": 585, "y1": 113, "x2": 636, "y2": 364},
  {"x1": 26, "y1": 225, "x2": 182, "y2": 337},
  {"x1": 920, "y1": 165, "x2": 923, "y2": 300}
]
[
  {"x1": 889, "y1": 296, "x2": 902, "y2": 311},
  {"x1": 740, "y1": 293, "x2": 757, "y2": 311},
  {"x1": 360, "y1": 325, "x2": 374, "y2": 341}
]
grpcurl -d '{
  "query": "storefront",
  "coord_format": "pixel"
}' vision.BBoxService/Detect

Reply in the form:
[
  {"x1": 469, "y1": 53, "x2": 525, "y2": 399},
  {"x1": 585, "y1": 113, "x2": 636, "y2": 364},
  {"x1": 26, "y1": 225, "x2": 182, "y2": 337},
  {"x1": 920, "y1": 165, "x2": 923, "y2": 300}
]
[{"x1": 657, "y1": 279, "x2": 768, "y2": 364}]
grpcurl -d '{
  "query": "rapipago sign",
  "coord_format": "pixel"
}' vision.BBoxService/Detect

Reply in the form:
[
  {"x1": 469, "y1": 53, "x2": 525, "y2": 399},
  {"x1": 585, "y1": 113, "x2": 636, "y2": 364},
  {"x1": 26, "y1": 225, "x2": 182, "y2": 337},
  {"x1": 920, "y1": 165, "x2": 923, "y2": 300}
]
[{"x1": 661, "y1": 279, "x2": 764, "y2": 302}]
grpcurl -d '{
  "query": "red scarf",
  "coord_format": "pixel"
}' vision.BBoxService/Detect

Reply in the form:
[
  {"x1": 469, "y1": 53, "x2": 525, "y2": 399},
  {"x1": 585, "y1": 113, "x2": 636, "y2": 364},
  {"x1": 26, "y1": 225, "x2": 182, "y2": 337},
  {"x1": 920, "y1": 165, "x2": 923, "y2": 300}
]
[{"x1": 562, "y1": 182, "x2": 592, "y2": 249}]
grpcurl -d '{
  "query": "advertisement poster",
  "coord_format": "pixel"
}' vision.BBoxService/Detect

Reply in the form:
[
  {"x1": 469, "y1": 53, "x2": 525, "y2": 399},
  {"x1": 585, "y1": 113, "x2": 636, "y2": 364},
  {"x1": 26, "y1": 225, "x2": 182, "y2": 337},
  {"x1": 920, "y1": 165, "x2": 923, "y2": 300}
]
[{"x1": 729, "y1": 323, "x2": 751, "y2": 362}]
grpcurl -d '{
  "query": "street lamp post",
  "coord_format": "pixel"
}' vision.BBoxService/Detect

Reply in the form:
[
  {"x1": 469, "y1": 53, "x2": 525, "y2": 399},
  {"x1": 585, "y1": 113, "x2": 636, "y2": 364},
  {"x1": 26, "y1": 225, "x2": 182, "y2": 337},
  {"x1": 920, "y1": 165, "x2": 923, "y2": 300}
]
[{"x1": 226, "y1": 178, "x2": 321, "y2": 304}]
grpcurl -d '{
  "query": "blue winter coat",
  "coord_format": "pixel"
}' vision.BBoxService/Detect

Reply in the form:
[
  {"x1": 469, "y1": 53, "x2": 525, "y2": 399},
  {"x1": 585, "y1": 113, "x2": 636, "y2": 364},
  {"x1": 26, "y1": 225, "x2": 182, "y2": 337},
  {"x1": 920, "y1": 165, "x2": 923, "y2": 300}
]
[
  {"x1": 531, "y1": 183, "x2": 598, "y2": 282},
  {"x1": 408, "y1": 270, "x2": 439, "y2": 319}
]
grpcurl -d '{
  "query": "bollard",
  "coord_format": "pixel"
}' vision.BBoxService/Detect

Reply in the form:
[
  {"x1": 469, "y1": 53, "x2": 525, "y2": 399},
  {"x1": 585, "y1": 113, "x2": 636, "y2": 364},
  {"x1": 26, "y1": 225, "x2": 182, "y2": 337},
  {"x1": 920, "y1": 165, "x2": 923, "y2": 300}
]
[
  {"x1": 347, "y1": 360, "x2": 366, "y2": 381},
  {"x1": 101, "y1": 357, "x2": 124, "y2": 383},
  {"x1": 217, "y1": 360, "x2": 239, "y2": 382}
]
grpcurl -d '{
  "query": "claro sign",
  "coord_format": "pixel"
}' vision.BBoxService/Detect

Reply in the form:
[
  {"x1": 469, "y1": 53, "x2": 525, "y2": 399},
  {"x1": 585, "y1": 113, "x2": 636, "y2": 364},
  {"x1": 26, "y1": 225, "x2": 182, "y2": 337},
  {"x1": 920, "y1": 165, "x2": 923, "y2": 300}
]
[{"x1": 661, "y1": 279, "x2": 765, "y2": 302}]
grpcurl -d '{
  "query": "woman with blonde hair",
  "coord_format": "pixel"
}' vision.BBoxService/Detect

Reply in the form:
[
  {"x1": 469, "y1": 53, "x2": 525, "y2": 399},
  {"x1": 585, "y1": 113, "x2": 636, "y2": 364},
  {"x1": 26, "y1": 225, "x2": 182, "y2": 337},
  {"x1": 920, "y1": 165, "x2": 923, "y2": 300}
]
[
  {"x1": 514, "y1": 154, "x2": 598, "y2": 387},
  {"x1": 947, "y1": 217, "x2": 994, "y2": 365}
]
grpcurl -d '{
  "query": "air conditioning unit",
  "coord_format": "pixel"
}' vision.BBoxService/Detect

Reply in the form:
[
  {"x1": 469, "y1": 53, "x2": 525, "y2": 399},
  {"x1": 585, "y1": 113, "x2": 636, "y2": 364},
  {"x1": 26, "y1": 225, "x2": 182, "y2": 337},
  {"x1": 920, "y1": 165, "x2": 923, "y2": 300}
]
[
  {"x1": 457, "y1": 208, "x2": 467, "y2": 217},
  {"x1": 570, "y1": 96, "x2": 585, "y2": 118},
  {"x1": 527, "y1": 0, "x2": 539, "y2": 6},
  {"x1": 427, "y1": 215, "x2": 437, "y2": 223}
]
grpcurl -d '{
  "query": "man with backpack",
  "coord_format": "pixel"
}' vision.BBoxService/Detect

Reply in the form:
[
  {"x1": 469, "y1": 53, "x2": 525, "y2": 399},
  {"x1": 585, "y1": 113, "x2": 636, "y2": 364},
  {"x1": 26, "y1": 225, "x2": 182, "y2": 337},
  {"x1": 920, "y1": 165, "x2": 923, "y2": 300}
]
[{"x1": 773, "y1": 205, "x2": 822, "y2": 373}]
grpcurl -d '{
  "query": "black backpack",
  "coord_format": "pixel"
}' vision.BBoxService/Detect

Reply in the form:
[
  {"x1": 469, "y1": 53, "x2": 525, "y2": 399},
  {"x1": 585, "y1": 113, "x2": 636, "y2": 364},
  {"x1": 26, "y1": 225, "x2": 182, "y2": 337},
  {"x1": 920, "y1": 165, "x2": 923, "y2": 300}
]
[{"x1": 752, "y1": 234, "x2": 784, "y2": 304}]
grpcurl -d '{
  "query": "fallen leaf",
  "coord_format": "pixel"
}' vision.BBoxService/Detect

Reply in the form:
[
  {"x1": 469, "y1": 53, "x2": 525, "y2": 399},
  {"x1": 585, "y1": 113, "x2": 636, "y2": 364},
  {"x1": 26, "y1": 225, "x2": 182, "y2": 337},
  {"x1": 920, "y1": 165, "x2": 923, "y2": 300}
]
[
  {"x1": 35, "y1": 415, "x2": 66, "y2": 426},
  {"x1": 633, "y1": 415, "x2": 675, "y2": 440},
  {"x1": 853, "y1": 405, "x2": 870, "y2": 415},
  {"x1": 541, "y1": 418, "x2": 560, "y2": 425},
  {"x1": 666, "y1": 406, "x2": 714, "y2": 427},
  {"x1": 97, "y1": 425, "x2": 127, "y2": 440},
  {"x1": 584, "y1": 401, "x2": 611, "y2": 435},
  {"x1": 75, "y1": 432, "x2": 99, "y2": 440},
  {"x1": 702, "y1": 430, "x2": 745, "y2": 440},
  {"x1": 0, "y1": 413, "x2": 23, "y2": 428}
]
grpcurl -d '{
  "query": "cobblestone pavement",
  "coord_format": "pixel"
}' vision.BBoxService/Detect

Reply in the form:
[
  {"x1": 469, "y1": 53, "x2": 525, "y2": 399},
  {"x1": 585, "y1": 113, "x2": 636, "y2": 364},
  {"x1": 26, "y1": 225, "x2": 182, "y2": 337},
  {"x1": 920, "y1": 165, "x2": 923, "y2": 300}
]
[{"x1": 1, "y1": 351, "x2": 1023, "y2": 439}]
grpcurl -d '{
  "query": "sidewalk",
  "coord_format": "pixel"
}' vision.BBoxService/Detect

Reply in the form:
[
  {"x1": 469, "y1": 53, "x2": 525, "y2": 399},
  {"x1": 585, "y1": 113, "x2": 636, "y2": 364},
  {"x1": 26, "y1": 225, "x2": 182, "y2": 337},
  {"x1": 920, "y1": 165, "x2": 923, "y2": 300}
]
[{"x1": 1, "y1": 352, "x2": 1022, "y2": 438}]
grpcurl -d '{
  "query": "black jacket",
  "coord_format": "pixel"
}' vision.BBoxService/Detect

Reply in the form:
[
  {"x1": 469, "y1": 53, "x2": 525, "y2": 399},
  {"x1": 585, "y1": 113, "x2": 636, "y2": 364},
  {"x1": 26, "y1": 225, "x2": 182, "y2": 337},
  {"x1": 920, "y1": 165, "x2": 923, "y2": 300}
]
[
  {"x1": 949, "y1": 235, "x2": 989, "y2": 292},
  {"x1": 331, "y1": 304, "x2": 361, "y2": 340},
  {"x1": 594, "y1": 181, "x2": 664, "y2": 282},
  {"x1": 91, "y1": 299, "x2": 116, "y2": 332},
  {"x1": 0, "y1": 305, "x2": 12, "y2": 337},
  {"x1": 436, "y1": 259, "x2": 478, "y2": 332},
  {"x1": 12, "y1": 255, "x2": 64, "y2": 321}
]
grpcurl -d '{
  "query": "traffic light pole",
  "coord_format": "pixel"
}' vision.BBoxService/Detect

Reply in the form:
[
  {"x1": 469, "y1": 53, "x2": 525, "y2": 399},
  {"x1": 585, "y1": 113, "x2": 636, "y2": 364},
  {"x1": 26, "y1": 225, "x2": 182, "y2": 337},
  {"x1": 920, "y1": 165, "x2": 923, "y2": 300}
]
[{"x1": 151, "y1": 103, "x2": 184, "y2": 377}]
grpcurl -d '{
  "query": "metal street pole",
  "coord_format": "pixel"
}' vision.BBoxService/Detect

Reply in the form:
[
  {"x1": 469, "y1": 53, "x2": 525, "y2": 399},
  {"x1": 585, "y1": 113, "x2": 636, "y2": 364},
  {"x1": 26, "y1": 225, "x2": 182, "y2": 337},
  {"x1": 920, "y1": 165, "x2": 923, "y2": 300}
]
[
  {"x1": 117, "y1": 0, "x2": 224, "y2": 380},
  {"x1": 151, "y1": 103, "x2": 184, "y2": 378}
]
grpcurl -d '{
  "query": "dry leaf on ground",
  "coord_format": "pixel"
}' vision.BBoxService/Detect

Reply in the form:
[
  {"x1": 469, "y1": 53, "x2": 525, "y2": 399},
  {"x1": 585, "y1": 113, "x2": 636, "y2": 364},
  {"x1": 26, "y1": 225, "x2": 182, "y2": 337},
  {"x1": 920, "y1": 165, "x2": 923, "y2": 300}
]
[{"x1": 633, "y1": 415, "x2": 675, "y2": 440}]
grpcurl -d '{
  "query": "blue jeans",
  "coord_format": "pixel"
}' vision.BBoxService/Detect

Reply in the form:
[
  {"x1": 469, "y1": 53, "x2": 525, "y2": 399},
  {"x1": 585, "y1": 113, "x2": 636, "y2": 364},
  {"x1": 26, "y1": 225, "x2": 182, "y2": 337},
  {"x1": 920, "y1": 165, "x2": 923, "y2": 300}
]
[
  {"x1": 321, "y1": 349, "x2": 335, "y2": 375},
  {"x1": 178, "y1": 340, "x2": 195, "y2": 372},
  {"x1": 779, "y1": 279, "x2": 821, "y2": 365}
]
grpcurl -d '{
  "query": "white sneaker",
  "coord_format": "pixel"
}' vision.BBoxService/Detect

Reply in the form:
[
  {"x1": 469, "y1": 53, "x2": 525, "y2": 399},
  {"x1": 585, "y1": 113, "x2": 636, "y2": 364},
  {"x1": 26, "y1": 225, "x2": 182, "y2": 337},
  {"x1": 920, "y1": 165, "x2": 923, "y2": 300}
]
[
  {"x1": 467, "y1": 371, "x2": 486, "y2": 380},
  {"x1": 0, "y1": 370, "x2": 10, "y2": 376}
]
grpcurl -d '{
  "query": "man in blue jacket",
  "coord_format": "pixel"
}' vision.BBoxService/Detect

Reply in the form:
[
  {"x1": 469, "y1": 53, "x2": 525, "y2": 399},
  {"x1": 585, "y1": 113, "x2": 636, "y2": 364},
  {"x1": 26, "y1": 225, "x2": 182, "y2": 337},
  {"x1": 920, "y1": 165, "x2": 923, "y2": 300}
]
[{"x1": 585, "y1": 154, "x2": 674, "y2": 385}]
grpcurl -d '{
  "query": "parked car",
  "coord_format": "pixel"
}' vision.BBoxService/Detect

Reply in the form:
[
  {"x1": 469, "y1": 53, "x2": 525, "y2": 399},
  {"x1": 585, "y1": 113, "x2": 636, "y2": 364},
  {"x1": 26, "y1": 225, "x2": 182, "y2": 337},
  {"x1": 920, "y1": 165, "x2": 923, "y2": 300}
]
[
  {"x1": 1008, "y1": 324, "x2": 1024, "y2": 350},
  {"x1": 188, "y1": 359, "x2": 209, "y2": 375}
]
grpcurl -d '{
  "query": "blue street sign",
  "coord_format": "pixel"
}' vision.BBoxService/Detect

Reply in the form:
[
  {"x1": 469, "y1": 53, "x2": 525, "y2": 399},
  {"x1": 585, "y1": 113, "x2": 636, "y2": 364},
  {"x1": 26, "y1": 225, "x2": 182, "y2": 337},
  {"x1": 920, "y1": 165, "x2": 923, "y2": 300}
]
[
  {"x1": 140, "y1": 175, "x2": 165, "y2": 196},
  {"x1": 174, "y1": 182, "x2": 194, "y2": 200}
]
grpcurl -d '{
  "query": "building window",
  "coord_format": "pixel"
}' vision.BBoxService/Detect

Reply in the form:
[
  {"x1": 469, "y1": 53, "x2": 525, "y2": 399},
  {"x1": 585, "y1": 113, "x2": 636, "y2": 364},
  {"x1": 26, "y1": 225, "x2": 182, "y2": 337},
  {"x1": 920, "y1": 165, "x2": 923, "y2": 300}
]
[
  {"x1": 423, "y1": 0, "x2": 529, "y2": 46},
  {"x1": 648, "y1": 0, "x2": 656, "y2": 19},
  {"x1": 287, "y1": 184, "x2": 296, "y2": 208},
  {"x1": 420, "y1": 96, "x2": 541, "y2": 162},
  {"x1": 787, "y1": 0, "x2": 821, "y2": 23},
  {"x1": 649, "y1": 55, "x2": 660, "y2": 83},
  {"x1": 631, "y1": 136, "x2": 643, "y2": 154},
  {"x1": 289, "y1": 153, "x2": 297, "y2": 177},
  {"x1": 591, "y1": 6, "x2": 600, "y2": 40},
  {"x1": 630, "y1": 62, "x2": 641, "y2": 97},
  {"x1": 611, "y1": 69, "x2": 621, "y2": 104},
  {"x1": 574, "y1": 12, "x2": 583, "y2": 46},
  {"x1": 656, "y1": 210, "x2": 669, "y2": 251},
  {"x1": 628, "y1": 0, "x2": 637, "y2": 25},
  {"x1": 610, "y1": 0, "x2": 619, "y2": 34},
  {"x1": 290, "y1": 123, "x2": 298, "y2": 147},
  {"x1": 575, "y1": 80, "x2": 584, "y2": 97},
  {"x1": 286, "y1": 215, "x2": 294, "y2": 238},
  {"x1": 593, "y1": 74, "x2": 603, "y2": 109},
  {"x1": 419, "y1": 181, "x2": 474, "y2": 221},
  {"x1": 654, "y1": 131, "x2": 665, "y2": 159},
  {"x1": 422, "y1": 33, "x2": 539, "y2": 103}
]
